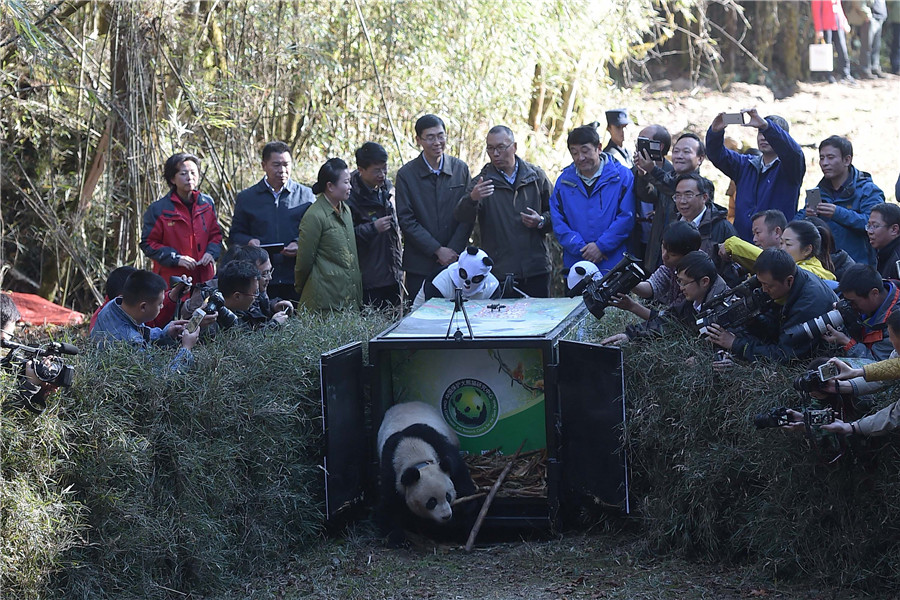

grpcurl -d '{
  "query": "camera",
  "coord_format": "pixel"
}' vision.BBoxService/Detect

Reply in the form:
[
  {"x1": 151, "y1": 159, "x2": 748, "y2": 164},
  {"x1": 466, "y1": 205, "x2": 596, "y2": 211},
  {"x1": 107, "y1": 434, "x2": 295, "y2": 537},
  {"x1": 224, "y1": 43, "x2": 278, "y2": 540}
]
[
  {"x1": 695, "y1": 276, "x2": 773, "y2": 336},
  {"x1": 582, "y1": 253, "x2": 647, "y2": 320},
  {"x1": 782, "y1": 300, "x2": 860, "y2": 344},
  {"x1": 793, "y1": 362, "x2": 840, "y2": 394},
  {"x1": 636, "y1": 137, "x2": 663, "y2": 162},
  {"x1": 202, "y1": 289, "x2": 239, "y2": 330},
  {"x1": 753, "y1": 406, "x2": 836, "y2": 429},
  {"x1": 1, "y1": 339, "x2": 77, "y2": 388}
]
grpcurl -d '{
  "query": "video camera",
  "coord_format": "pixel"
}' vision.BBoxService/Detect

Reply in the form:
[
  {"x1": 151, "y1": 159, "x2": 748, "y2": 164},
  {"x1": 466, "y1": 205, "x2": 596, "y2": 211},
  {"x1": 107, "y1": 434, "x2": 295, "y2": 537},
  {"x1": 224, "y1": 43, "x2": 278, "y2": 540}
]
[
  {"x1": 1, "y1": 338, "x2": 78, "y2": 389},
  {"x1": 582, "y1": 253, "x2": 647, "y2": 320},
  {"x1": 753, "y1": 406, "x2": 836, "y2": 429},
  {"x1": 695, "y1": 276, "x2": 774, "y2": 337},
  {"x1": 783, "y1": 299, "x2": 861, "y2": 344}
]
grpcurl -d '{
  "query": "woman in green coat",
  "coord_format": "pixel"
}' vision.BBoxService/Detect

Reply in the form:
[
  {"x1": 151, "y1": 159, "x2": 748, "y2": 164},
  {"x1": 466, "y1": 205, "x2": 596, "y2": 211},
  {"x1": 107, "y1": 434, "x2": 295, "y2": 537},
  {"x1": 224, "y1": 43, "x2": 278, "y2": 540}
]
[{"x1": 294, "y1": 158, "x2": 363, "y2": 311}]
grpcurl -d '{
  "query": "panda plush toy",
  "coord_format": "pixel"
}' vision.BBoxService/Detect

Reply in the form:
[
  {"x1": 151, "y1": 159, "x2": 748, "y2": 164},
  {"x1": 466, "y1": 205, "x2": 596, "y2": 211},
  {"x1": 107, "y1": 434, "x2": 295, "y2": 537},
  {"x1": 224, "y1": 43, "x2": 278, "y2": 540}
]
[
  {"x1": 411, "y1": 246, "x2": 501, "y2": 310},
  {"x1": 376, "y1": 401, "x2": 477, "y2": 546}
]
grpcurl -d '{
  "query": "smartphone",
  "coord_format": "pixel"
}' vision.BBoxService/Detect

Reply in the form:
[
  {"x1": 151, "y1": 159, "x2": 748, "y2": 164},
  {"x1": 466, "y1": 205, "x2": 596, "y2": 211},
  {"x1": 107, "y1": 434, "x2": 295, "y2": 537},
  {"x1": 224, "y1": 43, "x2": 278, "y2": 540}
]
[
  {"x1": 636, "y1": 137, "x2": 663, "y2": 162},
  {"x1": 721, "y1": 112, "x2": 746, "y2": 126},
  {"x1": 805, "y1": 188, "x2": 822, "y2": 211},
  {"x1": 818, "y1": 361, "x2": 839, "y2": 382}
]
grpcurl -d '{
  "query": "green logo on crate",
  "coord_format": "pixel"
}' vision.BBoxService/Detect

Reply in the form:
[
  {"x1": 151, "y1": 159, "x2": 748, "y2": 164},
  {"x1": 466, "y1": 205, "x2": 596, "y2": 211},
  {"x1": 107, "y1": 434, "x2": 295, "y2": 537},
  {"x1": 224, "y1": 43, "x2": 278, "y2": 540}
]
[{"x1": 441, "y1": 379, "x2": 499, "y2": 437}]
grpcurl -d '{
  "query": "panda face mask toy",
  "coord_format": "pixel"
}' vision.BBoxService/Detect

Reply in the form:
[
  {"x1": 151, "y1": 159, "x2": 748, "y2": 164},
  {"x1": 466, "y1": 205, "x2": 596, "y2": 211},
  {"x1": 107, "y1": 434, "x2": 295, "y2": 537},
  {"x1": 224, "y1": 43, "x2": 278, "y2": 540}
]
[{"x1": 449, "y1": 246, "x2": 493, "y2": 296}]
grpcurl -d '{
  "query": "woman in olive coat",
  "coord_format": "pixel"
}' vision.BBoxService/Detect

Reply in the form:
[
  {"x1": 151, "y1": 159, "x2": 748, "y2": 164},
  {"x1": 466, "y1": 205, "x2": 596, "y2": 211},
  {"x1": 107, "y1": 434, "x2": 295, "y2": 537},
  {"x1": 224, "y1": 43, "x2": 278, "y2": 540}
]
[{"x1": 294, "y1": 158, "x2": 363, "y2": 311}]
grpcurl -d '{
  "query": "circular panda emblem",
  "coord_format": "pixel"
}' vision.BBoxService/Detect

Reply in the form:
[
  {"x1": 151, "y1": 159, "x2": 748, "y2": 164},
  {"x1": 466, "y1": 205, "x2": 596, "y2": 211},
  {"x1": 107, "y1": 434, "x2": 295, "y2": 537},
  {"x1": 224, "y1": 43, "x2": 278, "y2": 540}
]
[{"x1": 441, "y1": 379, "x2": 499, "y2": 437}]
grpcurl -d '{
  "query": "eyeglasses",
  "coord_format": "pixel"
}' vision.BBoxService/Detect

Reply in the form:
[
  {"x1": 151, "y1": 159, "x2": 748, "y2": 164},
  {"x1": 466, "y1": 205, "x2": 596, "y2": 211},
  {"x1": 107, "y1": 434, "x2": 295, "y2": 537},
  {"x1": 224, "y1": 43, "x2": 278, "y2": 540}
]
[
  {"x1": 260, "y1": 268, "x2": 274, "y2": 278},
  {"x1": 486, "y1": 143, "x2": 512, "y2": 155},
  {"x1": 673, "y1": 192, "x2": 703, "y2": 201},
  {"x1": 420, "y1": 133, "x2": 446, "y2": 143},
  {"x1": 676, "y1": 278, "x2": 698, "y2": 288},
  {"x1": 866, "y1": 223, "x2": 887, "y2": 232},
  {"x1": 239, "y1": 289, "x2": 260, "y2": 298}
]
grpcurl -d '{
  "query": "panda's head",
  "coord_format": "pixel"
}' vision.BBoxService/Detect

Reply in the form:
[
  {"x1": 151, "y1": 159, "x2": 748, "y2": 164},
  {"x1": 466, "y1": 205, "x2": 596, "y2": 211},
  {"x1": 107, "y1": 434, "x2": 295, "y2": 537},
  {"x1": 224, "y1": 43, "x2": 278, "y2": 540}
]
[
  {"x1": 565, "y1": 260, "x2": 600, "y2": 296},
  {"x1": 449, "y1": 246, "x2": 493, "y2": 296},
  {"x1": 450, "y1": 387, "x2": 487, "y2": 426},
  {"x1": 400, "y1": 460, "x2": 456, "y2": 523}
]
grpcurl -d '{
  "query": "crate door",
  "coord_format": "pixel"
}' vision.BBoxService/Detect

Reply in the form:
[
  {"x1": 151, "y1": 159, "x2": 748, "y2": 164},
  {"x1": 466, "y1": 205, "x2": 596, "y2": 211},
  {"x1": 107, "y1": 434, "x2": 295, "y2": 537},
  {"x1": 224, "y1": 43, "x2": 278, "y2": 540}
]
[
  {"x1": 557, "y1": 340, "x2": 629, "y2": 512},
  {"x1": 320, "y1": 342, "x2": 366, "y2": 520}
]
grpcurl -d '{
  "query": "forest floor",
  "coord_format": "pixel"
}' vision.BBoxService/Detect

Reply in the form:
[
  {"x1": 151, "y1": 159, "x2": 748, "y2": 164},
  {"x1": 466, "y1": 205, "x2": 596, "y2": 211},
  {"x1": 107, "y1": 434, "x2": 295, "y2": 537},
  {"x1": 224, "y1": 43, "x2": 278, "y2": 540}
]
[{"x1": 225, "y1": 77, "x2": 897, "y2": 600}]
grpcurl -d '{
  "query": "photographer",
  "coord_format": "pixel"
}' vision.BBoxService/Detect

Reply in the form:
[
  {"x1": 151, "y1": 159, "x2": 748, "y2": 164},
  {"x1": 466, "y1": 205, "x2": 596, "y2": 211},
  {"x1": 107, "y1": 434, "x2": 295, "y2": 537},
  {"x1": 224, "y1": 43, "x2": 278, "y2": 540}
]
[
  {"x1": 705, "y1": 248, "x2": 837, "y2": 363},
  {"x1": 230, "y1": 245, "x2": 293, "y2": 320},
  {"x1": 822, "y1": 264, "x2": 900, "y2": 361},
  {"x1": 91, "y1": 270, "x2": 199, "y2": 371},
  {"x1": 1, "y1": 294, "x2": 61, "y2": 411},
  {"x1": 822, "y1": 311, "x2": 900, "y2": 437},
  {"x1": 602, "y1": 251, "x2": 727, "y2": 345}
]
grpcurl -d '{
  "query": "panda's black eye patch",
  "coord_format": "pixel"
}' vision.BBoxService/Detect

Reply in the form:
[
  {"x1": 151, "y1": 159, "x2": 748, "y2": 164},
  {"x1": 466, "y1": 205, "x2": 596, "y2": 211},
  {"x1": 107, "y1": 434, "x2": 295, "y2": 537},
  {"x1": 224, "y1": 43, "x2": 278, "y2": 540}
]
[
  {"x1": 426, "y1": 497, "x2": 437, "y2": 510},
  {"x1": 446, "y1": 492, "x2": 452, "y2": 502},
  {"x1": 459, "y1": 268, "x2": 469, "y2": 280}
]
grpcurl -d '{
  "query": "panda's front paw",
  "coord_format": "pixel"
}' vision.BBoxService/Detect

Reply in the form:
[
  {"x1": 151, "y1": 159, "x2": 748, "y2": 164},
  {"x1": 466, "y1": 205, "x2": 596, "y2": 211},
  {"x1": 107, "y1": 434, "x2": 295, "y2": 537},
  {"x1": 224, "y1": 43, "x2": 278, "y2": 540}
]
[{"x1": 384, "y1": 528, "x2": 409, "y2": 549}]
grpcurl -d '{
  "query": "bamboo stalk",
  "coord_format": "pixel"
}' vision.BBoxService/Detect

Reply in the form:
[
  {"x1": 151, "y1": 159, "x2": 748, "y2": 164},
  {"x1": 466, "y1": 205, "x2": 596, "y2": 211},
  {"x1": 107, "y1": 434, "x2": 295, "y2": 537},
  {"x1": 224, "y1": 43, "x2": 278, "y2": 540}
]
[{"x1": 465, "y1": 440, "x2": 526, "y2": 552}]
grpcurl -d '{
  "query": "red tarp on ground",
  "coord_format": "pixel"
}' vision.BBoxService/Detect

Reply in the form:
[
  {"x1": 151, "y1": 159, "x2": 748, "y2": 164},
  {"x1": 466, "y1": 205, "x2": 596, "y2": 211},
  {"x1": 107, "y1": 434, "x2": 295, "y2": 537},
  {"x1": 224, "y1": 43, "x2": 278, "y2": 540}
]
[{"x1": 4, "y1": 291, "x2": 85, "y2": 326}]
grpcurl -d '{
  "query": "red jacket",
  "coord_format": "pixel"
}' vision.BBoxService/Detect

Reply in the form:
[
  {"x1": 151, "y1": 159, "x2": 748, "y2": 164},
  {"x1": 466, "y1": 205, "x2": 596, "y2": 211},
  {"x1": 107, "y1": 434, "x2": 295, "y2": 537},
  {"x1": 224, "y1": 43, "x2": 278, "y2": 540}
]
[
  {"x1": 140, "y1": 190, "x2": 223, "y2": 285},
  {"x1": 811, "y1": 0, "x2": 847, "y2": 32}
]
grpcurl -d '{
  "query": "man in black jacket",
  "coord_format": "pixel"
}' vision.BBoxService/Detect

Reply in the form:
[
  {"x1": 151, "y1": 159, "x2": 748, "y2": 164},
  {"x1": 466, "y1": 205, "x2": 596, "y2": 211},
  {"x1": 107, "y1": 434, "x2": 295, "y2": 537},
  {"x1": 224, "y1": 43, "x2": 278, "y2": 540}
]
[
  {"x1": 346, "y1": 142, "x2": 403, "y2": 308},
  {"x1": 705, "y1": 248, "x2": 838, "y2": 363},
  {"x1": 454, "y1": 126, "x2": 553, "y2": 297},
  {"x1": 229, "y1": 141, "x2": 314, "y2": 301},
  {"x1": 867, "y1": 202, "x2": 900, "y2": 280}
]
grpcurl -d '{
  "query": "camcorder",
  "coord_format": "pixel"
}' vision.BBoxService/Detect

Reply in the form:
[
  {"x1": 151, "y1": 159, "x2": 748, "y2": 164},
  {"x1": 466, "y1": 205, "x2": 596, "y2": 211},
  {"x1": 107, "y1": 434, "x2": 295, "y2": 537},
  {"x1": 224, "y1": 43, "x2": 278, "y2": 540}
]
[
  {"x1": 582, "y1": 253, "x2": 647, "y2": 320},
  {"x1": 1, "y1": 339, "x2": 78, "y2": 411},
  {"x1": 695, "y1": 276, "x2": 774, "y2": 337},
  {"x1": 783, "y1": 299, "x2": 861, "y2": 344},
  {"x1": 753, "y1": 406, "x2": 836, "y2": 429}
]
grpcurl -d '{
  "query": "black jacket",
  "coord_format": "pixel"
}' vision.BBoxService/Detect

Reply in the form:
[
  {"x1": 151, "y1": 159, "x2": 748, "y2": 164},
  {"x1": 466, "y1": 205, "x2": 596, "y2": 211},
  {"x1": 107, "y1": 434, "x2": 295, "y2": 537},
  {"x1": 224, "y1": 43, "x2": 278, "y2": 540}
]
[
  {"x1": 876, "y1": 236, "x2": 900, "y2": 280},
  {"x1": 731, "y1": 268, "x2": 838, "y2": 363},
  {"x1": 454, "y1": 157, "x2": 553, "y2": 279},
  {"x1": 625, "y1": 275, "x2": 729, "y2": 340},
  {"x1": 229, "y1": 179, "x2": 314, "y2": 287},
  {"x1": 346, "y1": 171, "x2": 402, "y2": 290}
]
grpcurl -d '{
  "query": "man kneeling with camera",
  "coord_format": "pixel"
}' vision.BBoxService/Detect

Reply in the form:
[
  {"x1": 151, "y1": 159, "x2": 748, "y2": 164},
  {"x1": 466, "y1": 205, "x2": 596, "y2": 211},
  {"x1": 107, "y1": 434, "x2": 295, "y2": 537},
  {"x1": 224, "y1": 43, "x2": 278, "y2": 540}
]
[
  {"x1": 819, "y1": 264, "x2": 900, "y2": 361},
  {"x1": 705, "y1": 248, "x2": 838, "y2": 363},
  {"x1": 91, "y1": 269, "x2": 200, "y2": 371}
]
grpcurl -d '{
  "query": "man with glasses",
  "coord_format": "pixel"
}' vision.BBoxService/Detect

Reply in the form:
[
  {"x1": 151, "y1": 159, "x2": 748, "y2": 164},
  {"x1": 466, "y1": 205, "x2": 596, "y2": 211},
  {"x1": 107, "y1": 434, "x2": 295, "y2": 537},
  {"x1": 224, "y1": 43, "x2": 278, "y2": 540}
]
[
  {"x1": 633, "y1": 131, "x2": 709, "y2": 270},
  {"x1": 673, "y1": 173, "x2": 737, "y2": 277},
  {"x1": 550, "y1": 124, "x2": 635, "y2": 274},
  {"x1": 347, "y1": 142, "x2": 403, "y2": 308},
  {"x1": 454, "y1": 126, "x2": 554, "y2": 297},
  {"x1": 230, "y1": 140, "x2": 314, "y2": 302},
  {"x1": 211, "y1": 260, "x2": 289, "y2": 332},
  {"x1": 396, "y1": 114, "x2": 472, "y2": 301},
  {"x1": 866, "y1": 203, "x2": 900, "y2": 279}
]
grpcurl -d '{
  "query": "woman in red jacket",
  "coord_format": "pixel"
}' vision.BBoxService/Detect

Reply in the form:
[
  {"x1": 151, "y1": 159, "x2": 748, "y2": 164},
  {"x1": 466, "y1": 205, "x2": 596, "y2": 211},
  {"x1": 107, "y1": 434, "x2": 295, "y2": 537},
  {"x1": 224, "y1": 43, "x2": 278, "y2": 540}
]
[{"x1": 140, "y1": 152, "x2": 223, "y2": 287}]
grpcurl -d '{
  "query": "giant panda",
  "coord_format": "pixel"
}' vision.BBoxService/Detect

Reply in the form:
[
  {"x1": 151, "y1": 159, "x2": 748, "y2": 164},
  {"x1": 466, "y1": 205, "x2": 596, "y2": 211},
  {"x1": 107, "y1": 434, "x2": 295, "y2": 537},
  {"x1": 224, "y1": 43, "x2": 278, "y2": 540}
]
[{"x1": 376, "y1": 401, "x2": 477, "y2": 546}]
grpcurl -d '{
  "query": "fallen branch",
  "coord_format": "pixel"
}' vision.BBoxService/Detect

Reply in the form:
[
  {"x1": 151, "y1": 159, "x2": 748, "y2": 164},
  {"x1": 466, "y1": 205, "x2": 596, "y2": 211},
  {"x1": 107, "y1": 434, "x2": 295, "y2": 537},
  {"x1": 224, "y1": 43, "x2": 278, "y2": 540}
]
[{"x1": 465, "y1": 440, "x2": 526, "y2": 552}]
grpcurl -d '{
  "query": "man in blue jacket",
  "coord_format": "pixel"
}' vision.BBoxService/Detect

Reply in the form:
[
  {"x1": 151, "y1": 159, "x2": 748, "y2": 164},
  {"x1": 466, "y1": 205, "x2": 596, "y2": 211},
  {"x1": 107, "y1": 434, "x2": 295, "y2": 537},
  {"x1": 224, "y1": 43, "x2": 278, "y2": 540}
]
[
  {"x1": 706, "y1": 109, "x2": 805, "y2": 242},
  {"x1": 550, "y1": 125, "x2": 635, "y2": 273},
  {"x1": 798, "y1": 135, "x2": 885, "y2": 265},
  {"x1": 229, "y1": 141, "x2": 314, "y2": 301}
]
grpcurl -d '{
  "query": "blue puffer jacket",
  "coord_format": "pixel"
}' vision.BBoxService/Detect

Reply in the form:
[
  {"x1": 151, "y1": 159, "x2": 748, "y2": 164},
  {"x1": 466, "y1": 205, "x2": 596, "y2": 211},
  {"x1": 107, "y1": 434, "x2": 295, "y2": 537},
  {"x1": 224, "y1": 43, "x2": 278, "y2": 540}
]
[
  {"x1": 797, "y1": 166, "x2": 885, "y2": 265},
  {"x1": 706, "y1": 119, "x2": 805, "y2": 241},
  {"x1": 550, "y1": 159, "x2": 635, "y2": 272}
]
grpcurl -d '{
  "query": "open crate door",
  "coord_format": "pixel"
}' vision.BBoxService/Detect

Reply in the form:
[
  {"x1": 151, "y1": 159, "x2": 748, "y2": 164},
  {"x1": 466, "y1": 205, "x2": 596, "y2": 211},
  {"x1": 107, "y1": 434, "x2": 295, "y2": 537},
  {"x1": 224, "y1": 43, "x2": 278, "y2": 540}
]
[
  {"x1": 321, "y1": 342, "x2": 366, "y2": 520},
  {"x1": 557, "y1": 340, "x2": 629, "y2": 513}
]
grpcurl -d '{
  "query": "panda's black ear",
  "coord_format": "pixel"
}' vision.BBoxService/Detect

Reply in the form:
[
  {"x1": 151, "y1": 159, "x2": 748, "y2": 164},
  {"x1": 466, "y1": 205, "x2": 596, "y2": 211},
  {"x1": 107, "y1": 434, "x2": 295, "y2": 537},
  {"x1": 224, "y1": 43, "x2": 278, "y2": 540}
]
[
  {"x1": 575, "y1": 266, "x2": 586, "y2": 276},
  {"x1": 466, "y1": 246, "x2": 478, "y2": 255},
  {"x1": 482, "y1": 256, "x2": 493, "y2": 267},
  {"x1": 400, "y1": 467, "x2": 421, "y2": 487}
]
